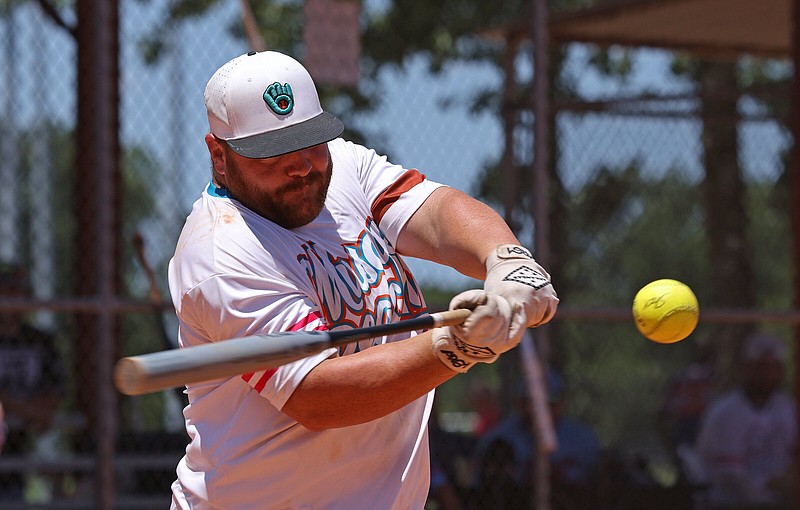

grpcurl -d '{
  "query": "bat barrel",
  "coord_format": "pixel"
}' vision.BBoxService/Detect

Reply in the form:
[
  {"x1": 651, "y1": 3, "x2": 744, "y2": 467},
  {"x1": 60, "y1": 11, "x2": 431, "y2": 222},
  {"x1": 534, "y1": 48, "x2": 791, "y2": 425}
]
[
  {"x1": 113, "y1": 309, "x2": 471, "y2": 396},
  {"x1": 114, "y1": 357, "x2": 174, "y2": 396},
  {"x1": 114, "y1": 332, "x2": 332, "y2": 395}
]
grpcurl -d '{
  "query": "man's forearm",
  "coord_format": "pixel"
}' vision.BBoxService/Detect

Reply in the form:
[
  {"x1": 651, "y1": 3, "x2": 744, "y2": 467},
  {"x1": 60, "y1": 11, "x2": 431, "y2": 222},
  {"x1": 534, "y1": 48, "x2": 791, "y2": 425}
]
[{"x1": 281, "y1": 331, "x2": 456, "y2": 431}]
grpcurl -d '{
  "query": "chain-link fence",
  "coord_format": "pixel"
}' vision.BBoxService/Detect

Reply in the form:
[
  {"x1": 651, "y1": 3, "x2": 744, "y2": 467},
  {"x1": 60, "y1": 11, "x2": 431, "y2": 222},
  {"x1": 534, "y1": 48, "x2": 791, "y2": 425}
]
[{"x1": 0, "y1": 1, "x2": 795, "y2": 509}]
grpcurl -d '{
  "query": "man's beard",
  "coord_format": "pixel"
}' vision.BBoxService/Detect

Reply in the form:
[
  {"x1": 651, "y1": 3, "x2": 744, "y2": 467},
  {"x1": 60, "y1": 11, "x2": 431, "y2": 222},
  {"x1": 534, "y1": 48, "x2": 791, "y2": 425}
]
[{"x1": 224, "y1": 154, "x2": 333, "y2": 229}]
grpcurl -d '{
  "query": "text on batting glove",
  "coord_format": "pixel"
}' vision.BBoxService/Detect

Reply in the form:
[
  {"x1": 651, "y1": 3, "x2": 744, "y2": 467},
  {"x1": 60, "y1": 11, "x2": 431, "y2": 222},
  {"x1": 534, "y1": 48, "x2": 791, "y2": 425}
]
[
  {"x1": 432, "y1": 290, "x2": 526, "y2": 373},
  {"x1": 484, "y1": 244, "x2": 559, "y2": 328}
]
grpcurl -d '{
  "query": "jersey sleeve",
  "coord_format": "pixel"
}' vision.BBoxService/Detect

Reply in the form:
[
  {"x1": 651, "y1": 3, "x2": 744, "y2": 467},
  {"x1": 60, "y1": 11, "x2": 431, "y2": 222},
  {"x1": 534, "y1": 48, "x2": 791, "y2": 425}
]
[
  {"x1": 331, "y1": 139, "x2": 446, "y2": 246},
  {"x1": 177, "y1": 272, "x2": 337, "y2": 410},
  {"x1": 373, "y1": 176, "x2": 444, "y2": 247}
]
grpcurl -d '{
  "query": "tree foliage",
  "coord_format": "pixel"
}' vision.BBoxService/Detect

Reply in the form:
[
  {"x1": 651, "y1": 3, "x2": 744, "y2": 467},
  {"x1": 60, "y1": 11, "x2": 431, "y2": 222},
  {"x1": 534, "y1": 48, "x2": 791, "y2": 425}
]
[{"x1": 41, "y1": 0, "x2": 787, "y2": 458}]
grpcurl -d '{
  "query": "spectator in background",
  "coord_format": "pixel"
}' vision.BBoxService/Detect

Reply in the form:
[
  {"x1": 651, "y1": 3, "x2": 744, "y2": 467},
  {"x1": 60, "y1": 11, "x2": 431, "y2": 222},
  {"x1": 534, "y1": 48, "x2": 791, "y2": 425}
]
[
  {"x1": 470, "y1": 369, "x2": 601, "y2": 509},
  {"x1": 470, "y1": 379, "x2": 502, "y2": 437},
  {"x1": 0, "y1": 400, "x2": 6, "y2": 454},
  {"x1": 428, "y1": 400, "x2": 468, "y2": 510},
  {"x1": 0, "y1": 263, "x2": 65, "y2": 501},
  {"x1": 695, "y1": 332, "x2": 796, "y2": 509},
  {"x1": 547, "y1": 370, "x2": 602, "y2": 488},
  {"x1": 658, "y1": 344, "x2": 715, "y2": 483},
  {"x1": 429, "y1": 461, "x2": 465, "y2": 510}
]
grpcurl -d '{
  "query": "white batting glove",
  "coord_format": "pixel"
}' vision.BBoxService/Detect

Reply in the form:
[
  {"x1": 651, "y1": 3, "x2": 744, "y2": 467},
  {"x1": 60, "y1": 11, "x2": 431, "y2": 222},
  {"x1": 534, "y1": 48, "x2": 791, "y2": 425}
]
[
  {"x1": 484, "y1": 244, "x2": 559, "y2": 328},
  {"x1": 432, "y1": 290, "x2": 526, "y2": 373}
]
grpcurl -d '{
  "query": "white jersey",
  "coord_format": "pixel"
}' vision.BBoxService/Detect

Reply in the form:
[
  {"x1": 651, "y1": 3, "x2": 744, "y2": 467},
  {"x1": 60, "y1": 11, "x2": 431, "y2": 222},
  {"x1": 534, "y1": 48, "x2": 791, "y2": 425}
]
[
  {"x1": 695, "y1": 388, "x2": 796, "y2": 506},
  {"x1": 168, "y1": 138, "x2": 445, "y2": 510}
]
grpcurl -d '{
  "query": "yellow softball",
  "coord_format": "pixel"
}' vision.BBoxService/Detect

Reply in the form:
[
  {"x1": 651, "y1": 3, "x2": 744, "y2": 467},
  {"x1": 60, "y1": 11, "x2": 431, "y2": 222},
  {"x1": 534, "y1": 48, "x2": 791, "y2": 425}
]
[{"x1": 632, "y1": 279, "x2": 699, "y2": 344}]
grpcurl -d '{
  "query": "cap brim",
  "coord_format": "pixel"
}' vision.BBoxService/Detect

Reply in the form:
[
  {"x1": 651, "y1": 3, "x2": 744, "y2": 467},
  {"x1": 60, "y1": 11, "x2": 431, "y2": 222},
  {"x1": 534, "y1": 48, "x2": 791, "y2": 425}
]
[{"x1": 225, "y1": 112, "x2": 345, "y2": 159}]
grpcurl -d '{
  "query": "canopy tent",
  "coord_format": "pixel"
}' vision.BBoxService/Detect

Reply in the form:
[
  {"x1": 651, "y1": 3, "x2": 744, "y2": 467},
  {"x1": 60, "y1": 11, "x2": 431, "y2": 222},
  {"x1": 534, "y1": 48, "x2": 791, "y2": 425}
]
[{"x1": 549, "y1": 0, "x2": 792, "y2": 59}]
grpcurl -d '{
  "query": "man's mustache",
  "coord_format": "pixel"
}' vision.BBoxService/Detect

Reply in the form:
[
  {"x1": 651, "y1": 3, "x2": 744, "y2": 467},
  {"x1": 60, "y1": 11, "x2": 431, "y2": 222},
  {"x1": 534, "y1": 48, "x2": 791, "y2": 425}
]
[{"x1": 279, "y1": 173, "x2": 323, "y2": 194}]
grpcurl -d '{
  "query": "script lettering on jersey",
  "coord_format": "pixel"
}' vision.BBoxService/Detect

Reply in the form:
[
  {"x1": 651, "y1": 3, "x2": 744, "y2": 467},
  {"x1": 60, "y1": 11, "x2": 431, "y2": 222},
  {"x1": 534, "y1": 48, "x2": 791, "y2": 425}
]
[{"x1": 297, "y1": 218, "x2": 426, "y2": 351}]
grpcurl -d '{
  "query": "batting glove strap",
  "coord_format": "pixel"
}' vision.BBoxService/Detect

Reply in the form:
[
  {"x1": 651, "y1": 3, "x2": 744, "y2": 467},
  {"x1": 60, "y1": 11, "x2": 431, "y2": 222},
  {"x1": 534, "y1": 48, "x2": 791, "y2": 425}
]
[
  {"x1": 431, "y1": 327, "x2": 496, "y2": 373},
  {"x1": 484, "y1": 244, "x2": 559, "y2": 328},
  {"x1": 431, "y1": 289, "x2": 526, "y2": 373}
]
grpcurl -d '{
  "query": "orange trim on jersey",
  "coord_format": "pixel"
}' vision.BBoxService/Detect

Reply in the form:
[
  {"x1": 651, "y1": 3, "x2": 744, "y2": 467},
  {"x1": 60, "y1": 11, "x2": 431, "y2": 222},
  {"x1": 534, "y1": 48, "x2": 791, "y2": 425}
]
[{"x1": 371, "y1": 169, "x2": 426, "y2": 224}]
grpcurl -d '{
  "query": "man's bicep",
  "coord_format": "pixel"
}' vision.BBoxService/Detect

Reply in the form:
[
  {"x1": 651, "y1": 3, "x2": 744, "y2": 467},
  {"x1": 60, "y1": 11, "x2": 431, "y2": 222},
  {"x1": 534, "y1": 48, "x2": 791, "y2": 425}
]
[
  {"x1": 397, "y1": 187, "x2": 519, "y2": 278},
  {"x1": 394, "y1": 186, "x2": 450, "y2": 261}
]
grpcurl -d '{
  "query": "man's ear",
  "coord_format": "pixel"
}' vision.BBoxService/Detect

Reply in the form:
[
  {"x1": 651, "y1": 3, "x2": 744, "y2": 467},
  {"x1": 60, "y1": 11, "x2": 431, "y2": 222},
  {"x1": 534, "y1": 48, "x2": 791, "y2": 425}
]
[{"x1": 205, "y1": 133, "x2": 228, "y2": 181}]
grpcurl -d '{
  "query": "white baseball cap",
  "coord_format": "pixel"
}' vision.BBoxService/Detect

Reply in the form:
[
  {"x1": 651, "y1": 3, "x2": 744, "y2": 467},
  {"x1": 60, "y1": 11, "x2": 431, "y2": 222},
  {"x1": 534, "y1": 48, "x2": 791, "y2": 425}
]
[
  {"x1": 744, "y1": 332, "x2": 787, "y2": 362},
  {"x1": 204, "y1": 51, "x2": 345, "y2": 159}
]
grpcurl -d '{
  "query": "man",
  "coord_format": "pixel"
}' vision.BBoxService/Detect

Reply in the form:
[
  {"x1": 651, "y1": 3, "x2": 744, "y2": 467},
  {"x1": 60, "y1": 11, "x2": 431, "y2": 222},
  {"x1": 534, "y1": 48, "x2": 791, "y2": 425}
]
[
  {"x1": 168, "y1": 50, "x2": 558, "y2": 510},
  {"x1": 0, "y1": 400, "x2": 5, "y2": 454},
  {"x1": 0, "y1": 263, "x2": 64, "y2": 500},
  {"x1": 695, "y1": 332, "x2": 796, "y2": 509},
  {"x1": 470, "y1": 369, "x2": 600, "y2": 509}
]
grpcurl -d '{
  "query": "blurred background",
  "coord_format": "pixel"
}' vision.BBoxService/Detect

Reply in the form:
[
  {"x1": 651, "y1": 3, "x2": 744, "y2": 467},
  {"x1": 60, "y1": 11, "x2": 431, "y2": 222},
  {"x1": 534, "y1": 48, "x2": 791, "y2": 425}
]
[{"x1": 0, "y1": 0, "x2": 796, "y2": 509}]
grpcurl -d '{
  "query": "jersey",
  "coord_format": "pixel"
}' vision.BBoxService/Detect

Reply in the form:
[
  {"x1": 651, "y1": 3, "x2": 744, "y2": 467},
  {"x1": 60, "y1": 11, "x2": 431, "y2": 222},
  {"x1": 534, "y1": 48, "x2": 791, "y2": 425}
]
[
  {"x1": 168, "y1": 138, "x2": 446, "y2": 510},
  {"x1": 695, "y1": 388, "x2": 796, "y2": 506}
]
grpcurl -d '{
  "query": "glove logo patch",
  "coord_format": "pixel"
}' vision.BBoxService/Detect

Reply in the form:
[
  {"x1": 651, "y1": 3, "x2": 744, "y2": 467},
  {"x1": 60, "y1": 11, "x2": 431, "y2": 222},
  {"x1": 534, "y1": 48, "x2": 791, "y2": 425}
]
[
  {"x1": 440, "y1": 350, "x2": 471, "y2": 369},
  {"x1": 453, "y1": 337, "x2": 497, "y2": 358},
  {"x1": 503, "y1": 265, "x2": 551, "y2": 290},
  {"x1": 504, "y1": 246, "x2": 532, "y2": 259}
]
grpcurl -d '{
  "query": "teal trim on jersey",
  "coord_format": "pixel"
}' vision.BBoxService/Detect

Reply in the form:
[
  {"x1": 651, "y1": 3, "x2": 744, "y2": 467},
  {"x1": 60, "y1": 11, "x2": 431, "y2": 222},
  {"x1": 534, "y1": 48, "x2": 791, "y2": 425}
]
[{"x1": 207, "y1": 182, "x2": 232, "y2": 198}]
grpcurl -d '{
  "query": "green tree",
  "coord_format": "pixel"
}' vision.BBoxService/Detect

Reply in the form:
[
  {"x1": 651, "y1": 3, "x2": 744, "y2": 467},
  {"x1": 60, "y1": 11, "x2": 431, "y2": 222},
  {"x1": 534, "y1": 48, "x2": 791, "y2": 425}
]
[
  {"x1": 46, "y1": 0, "x2": 789, "y2": 471},
  {"x1": 669, "y1": 56, "x2": 791, "y2": 388},
  {"x1": 20, "y1": 120, "x2": 164, "y2": 390}
]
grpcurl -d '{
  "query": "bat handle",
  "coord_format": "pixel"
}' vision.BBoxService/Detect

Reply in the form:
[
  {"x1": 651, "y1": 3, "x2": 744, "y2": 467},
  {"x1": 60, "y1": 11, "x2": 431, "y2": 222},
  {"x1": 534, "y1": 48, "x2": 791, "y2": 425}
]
[{"x1": 431, "y1": 308, "x2": 471, "y2": 327}]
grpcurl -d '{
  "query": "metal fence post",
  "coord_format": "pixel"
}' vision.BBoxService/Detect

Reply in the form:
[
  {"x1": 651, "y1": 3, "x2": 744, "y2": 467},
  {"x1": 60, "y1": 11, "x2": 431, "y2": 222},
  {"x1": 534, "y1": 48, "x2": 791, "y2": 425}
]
[{"x1": 76, "y1": 0, "x2": 120, "y2": 507}]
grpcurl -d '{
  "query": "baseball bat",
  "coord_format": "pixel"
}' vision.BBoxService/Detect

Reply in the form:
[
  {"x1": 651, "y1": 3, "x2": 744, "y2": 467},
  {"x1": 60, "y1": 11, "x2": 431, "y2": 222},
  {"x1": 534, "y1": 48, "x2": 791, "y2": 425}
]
[{"x1": 114, "y1": 308, "x2": 471, "y2": 396}]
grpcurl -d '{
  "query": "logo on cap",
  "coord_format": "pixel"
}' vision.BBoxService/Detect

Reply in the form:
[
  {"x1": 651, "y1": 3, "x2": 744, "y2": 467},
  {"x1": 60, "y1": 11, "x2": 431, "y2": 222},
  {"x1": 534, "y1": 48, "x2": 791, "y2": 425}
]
[{"x1": 263, "y1": 82, "x2": 294, "y2": 115}]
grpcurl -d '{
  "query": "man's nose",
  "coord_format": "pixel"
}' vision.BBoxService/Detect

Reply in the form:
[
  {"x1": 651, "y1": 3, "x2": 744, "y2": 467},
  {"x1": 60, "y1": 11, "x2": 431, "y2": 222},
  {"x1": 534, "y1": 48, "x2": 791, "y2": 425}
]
[{"x1": 283, "y1": 152, "x2": 313, "y2": 177}]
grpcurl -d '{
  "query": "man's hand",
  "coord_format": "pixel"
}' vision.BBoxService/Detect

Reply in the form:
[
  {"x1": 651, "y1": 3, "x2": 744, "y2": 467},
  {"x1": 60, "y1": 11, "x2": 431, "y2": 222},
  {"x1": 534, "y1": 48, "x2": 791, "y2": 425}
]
[
  {"x1": 432, "y1": 290, "x2": 525, "y2": 373},
  {"x1": 484, "y1": 244, "x2": 559, "y2": 328}
]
